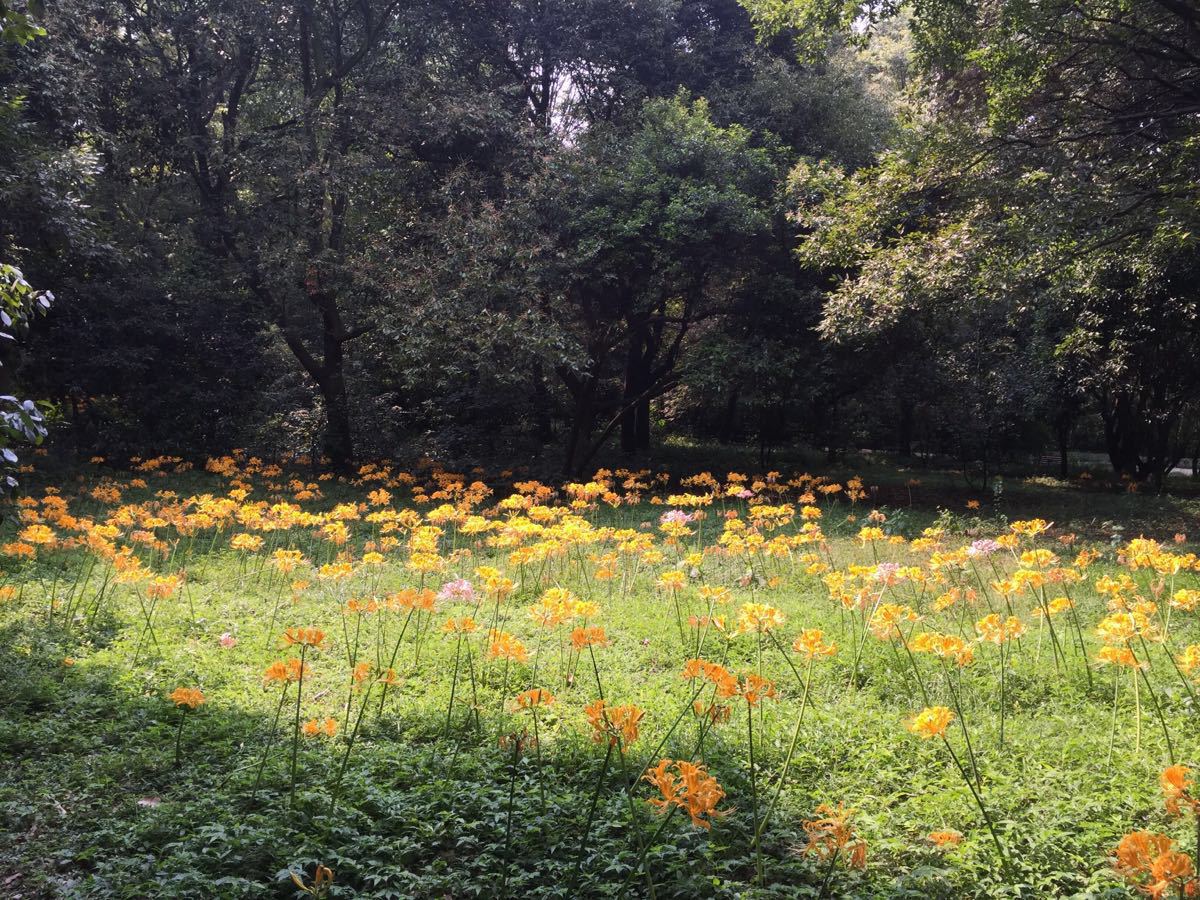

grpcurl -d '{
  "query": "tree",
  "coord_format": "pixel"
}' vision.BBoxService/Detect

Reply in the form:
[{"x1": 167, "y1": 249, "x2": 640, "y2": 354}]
[
  {"x1": 49, "y1": 0, "x2": 455, "y2": 466},
  {"x1": 535, "y1": 95, "x2": 779, "y2": 472},
  {"x1": 0, "y1": 1, "x2": 53, "y2": 491},
  {"x1": 761, "y1": 0, "x2": 1200, "y2": 484}
]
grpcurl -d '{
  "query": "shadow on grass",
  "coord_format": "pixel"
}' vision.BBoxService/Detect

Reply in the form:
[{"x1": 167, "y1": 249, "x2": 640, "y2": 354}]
[{"x1": 0, "y1": 619, "x2": 913, "y2": 900}]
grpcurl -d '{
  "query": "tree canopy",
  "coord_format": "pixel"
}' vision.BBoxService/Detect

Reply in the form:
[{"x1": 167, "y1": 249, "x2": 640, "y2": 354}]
[{"x1": 0, "y1": 0, "x2": 1194, "y2": 482}]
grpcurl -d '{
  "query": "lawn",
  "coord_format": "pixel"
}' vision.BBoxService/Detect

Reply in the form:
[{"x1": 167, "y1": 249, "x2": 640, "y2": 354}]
[{"x1": 1, "y1": 455, "x2": 1199, "y2": 898}]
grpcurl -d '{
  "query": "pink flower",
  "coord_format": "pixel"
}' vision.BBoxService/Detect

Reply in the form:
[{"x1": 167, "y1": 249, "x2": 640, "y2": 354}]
[
  {"x1": 437, "y1": 579, "x2": 475, "y2": 603},
  {"x1": 967, "y1": 539, "x2": 1000, "y2": 558},
  {"x1": 737, "y1": 490, "x2": 754, "y2": 500},
  {"x1": 659, "y1": 510, "x2": 694, "y2": 526},
  {"x1": 218, "y1": 632, "x2": 237, "y2": 649},
  {"x1": 873, "y1": 562, "x2": 901, "y2": 582}
]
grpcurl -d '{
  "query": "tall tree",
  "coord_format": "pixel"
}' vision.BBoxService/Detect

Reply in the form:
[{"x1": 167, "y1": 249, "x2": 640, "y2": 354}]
[{"x1": 53, "y1": 0, "x2": 448, "y2": 466}]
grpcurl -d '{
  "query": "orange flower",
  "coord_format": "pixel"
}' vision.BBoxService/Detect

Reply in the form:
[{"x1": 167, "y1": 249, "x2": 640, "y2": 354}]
[
  {"x1": 803, "y1": 802, "x2": 868, "y2": 869},
  {"x1": 513, "y1": 688, "x2": 556, "y2": 710},
  {"x1": 146, "y1": 574, "x2": 183, "y2": 599},
  {"x1": 908, "y1": 706, "x2": 954, "y2": 739},
  {"x1": 1114, "y1": 831, "x2": 1175, "y2": 879},
  {"x1": 975, "y1": 614, "x2": 1026, "y2": 644},
  {"x1": 1152, "y1": 849, "x2": 1195, "y2": 881},
  {"x1": 692, "y1": 700, "x2": 732, "y2": 725},
  {"x1": 681, "y1": 658, "x2": 737, "y2": 697},
  {"x1": 1162, "y1": 765, "x2": 1200, "y2": 817},
  {"x1": 735, "y1": 672, "x2": 776, "y2": 706},
  {"x1": 290, "y1": 864, "x2": 334, "y2": 896},
  {"x1": 584, "y1": 699, "x2": 644, "y2": 747},
  {"x1": 928, "y1": 830, "x2": 963, "y2": 848},
  {"x1": 282, "y1": 627, "x2": 327, "y2": 650},
  {"x1": 644, "y1": 758, "x2": 727, "y2": 829},
  {"x1": 487, "y1": 630, "x2": 528, "y2": 663},
  {"x1": 1096, "y1": 646, "x2": 1143, "y2": 669},
  {"x1": 1114, "y1": 831, "x2": 1198, "y2": 897},
  {"x1": 169, "y1": 687, "x2": 206, "y2": 709},
  {"x1": 571, "y1": 625, "x2": 609, "y2": 649},
  {"x1": 301, "y1": 717, "x2": 338, "y2": 737},
  {"x1": 264, "y1": 658, "x2": 309, "y2": 683}
]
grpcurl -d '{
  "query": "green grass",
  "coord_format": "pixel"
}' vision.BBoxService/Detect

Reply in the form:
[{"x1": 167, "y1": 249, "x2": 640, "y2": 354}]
[{"x1": 0, "y1": 459, "x2": 1196, "y2": 898}]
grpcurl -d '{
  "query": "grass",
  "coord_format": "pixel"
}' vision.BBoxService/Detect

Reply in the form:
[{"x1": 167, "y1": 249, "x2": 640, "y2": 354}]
[{"x1": 1, "y1": 455, "x2": 1199, "y2": 898}]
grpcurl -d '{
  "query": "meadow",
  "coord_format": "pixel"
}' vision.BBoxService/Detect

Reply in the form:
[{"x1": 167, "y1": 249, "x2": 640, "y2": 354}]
[{"x1": 2, "y1": 455, "x2": 1200, "y2": 898}]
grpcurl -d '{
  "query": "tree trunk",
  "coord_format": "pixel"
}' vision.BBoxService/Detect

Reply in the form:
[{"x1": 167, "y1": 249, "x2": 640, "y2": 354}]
[
  {"x1": 897, "y1": 400, "x2": 914, "y2": 458},
  {"x1": 1101, "y1": 393, "x2": 1143, "y2": 478},
  {"x1": 319, "y1": 370, "x2": 353, "y2": 469},
  {"x1": 1055, "y1": 414, "x2": 1071, "y2": 479},
  {"x1": 718, "y1": 384, "x2": 741, "y2": 443},
  {"x1": 620, "y1": 334, "x2": 652, "y2": 453},
  {"x1": 563, "y1": 397, "x2": 593, "y2": 476},
  {"x1": 531, "y1": 361, "x2": 554, "y2": 445}
]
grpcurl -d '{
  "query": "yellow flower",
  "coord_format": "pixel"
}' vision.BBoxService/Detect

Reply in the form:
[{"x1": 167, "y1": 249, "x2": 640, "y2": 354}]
[
  {"x1": 18, "y1": 524, "x2": 56, "y2": 546},
  {"x1": 975, "y1": 614, "x2": 1026, "y2": 644},
  {"x1": 736, "y1": 602, "x2": 785, "y2": 634},
  {"x1": 1178, "y1": 644, "x2": 1200, "y2": 676},
  {"x1": 792, "y1": 629, "x2": 837, "y2": 660},
  {"x1": 869, "y1": 603, "x2": 919, "y2": 639},
  {"x1": 1011, "y1": 518, "x2": 1050, "y2": 536},
  {"x1": 656, "y1": 570, "x2": 687, "y2": 592},
  {"x1": 230, "y1": 533, "x2": 263, "y2": 552}
]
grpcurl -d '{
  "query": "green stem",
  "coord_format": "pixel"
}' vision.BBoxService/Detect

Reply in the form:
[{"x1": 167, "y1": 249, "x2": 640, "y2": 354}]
[
  {"x1": 174, "y1": 709, "x2": 187, "y2": 767},
  {"x1": 289, "y1": 645, "x2": 308, "y2": 808},
  {"x1": 251, "y1": 686, "x2": 289, "y2": 799},
  {"x1": 756, "y1": 656, "x2": 813, "y2": 847},
  {"x1": 748, "y1": 700, "x2": 762, "y2": 884},
  {"x1": 942, "y1": 736, "x2": 1009, "y2": 876},
  {"x1": 573, "y1": 741, "x2": 614, "y2": 884}
]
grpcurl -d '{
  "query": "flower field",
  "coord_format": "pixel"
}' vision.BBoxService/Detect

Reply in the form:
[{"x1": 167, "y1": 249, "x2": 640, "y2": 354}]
[{"x1": 2, "y1": 456, "x2": 1200, "y2": 898}]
